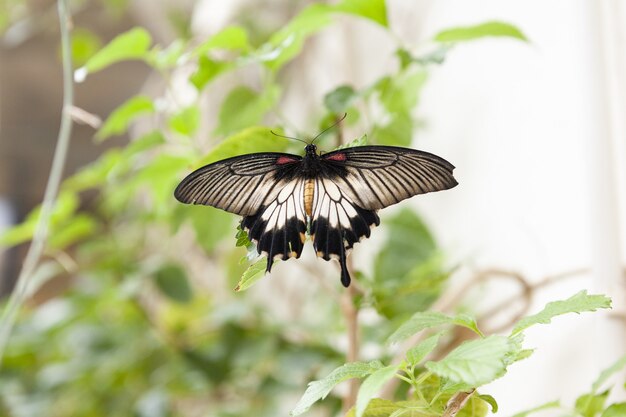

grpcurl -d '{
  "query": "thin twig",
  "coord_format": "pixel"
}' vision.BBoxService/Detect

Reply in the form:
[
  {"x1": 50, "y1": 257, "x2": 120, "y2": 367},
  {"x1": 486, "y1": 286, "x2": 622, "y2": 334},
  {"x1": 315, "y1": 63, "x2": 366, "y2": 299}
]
[
  {"x1": 0, "y1": 0, "x2": 74, "y2": 367},
  {"x1": 442, "y1": 390, "x2": 475, "y2": 417}
]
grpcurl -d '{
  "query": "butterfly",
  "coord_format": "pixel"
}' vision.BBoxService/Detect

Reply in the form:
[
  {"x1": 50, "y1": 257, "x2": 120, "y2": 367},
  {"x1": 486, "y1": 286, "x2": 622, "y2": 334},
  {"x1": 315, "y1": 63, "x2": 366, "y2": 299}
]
[{"x1": 174, "y1": 142, "x2": 457, "y2": 287}]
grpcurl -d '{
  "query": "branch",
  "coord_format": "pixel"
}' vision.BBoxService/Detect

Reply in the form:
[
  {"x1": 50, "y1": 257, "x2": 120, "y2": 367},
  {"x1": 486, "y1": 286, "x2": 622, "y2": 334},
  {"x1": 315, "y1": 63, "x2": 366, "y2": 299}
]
[
  {"x1": 0, "y1": 0, "x2": 74, "y2": 367},
  {"x1": 442, "y1": 390, "x2": 475, "y2": 417}
]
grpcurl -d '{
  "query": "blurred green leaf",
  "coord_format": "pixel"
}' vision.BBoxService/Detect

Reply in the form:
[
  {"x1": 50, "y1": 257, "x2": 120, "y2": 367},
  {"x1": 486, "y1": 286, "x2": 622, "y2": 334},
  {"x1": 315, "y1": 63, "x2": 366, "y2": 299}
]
[
  {"x1": 336, "y1": 134, "x2": 367, "y2": 150},
  {"x1": 375, "y1": 111, "x2": 412, "y2": 146},
  {"x1": 356, "y1": 365, "x2": 401, "y2": 417},
  {"x1": 190, "y1": 55, "x2": 232, "y2": 91},
  {"x1": 169, "y1": 105, "x2": 200, "y2": 137},
  {"x1": 434, "y1": 21, "x2": 527, "y2": 43},
  {"x1": 592, "y1": 354, "x2": 626, "y2": 393},
  {"x1": 193, "y1": 26, "x2": 250, "y2": 55},
  {"x1": 96, "y1": 95, "x2": 155, "y2": 141},
  {"x1": 124, "y1": 131, "x2": 166, "y2": 157},
  {"x1": 333, "y1": 0, "x2": 387, "y2": 27},
  {"x1": 372, "y1": 209, "x2": 447, "y2": 318},
  {"x1": 234, "y1": 258, "x2": 267, "y2": 292},
  {"x1": 215, "y1": 86, "x2": 280, "y2": 136},
  {"x1": 388, "y1": 312, "x2": 481, "y2": 345},
  {"x1": 292, "y1": 361, "x2": 384, "y2": 415},
  {"x1": 83, "y1": 27, "x2": 152, "y2": 73},
  {"x1": 153, "y1": 263, "x2": 193, "y2": 303},
  {"x1": 48, "y1": 214, "x2": 98, "y2": 250},
  {"x1": 174, "y1": 205, "x2": 233, "y2": 253},
  {"x1": 257, "y1": 4, "x2": 332, "y2": 71},
  {"x1": 150, "y1": 39, "x2": 186, "y2": 69},
  {"x1": 197, "y1": 126, "x2": 290, "y2": 167},
  {"x1": 134, "y1": 154, "x2": 190, "y2": 208},
  {"x1": 576, "y1": 390, "x2": 609, "y2": 417},
  {"x1": 405, "y1": 333, "x2": 442, "y2": 366},
  {"x1": 324, "y1": 85, "x2": 357, "y2": 114},
  {"x1": 602, "y1": 404, "x2": 626, "y2": 417},
  {"x1": 63, "y1": 150, "x2": 124, "y2": 192},
  {"x1": 70, "y1": 28, "x2": 102, "y2": 66},
  {"x1": 426, "y1": 336, "x2": 517, "y2": 387},
  {"x1": 511, "y1": 291, "x2": 612, "y2": 335}
]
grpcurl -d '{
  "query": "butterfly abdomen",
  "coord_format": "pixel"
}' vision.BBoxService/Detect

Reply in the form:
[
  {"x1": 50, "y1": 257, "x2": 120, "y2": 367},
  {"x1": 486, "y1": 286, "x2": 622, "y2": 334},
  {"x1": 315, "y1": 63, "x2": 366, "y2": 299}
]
[{"x1": 304, "y1": 179, "x2": 315, "y2": 216}]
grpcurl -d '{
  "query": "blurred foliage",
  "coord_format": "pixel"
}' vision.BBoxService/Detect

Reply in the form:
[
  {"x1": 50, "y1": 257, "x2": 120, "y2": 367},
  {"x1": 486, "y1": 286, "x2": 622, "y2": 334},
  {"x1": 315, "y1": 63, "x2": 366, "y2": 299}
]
[{"x1": 1, "y1": 2, "x2": 607, "y2": 417}]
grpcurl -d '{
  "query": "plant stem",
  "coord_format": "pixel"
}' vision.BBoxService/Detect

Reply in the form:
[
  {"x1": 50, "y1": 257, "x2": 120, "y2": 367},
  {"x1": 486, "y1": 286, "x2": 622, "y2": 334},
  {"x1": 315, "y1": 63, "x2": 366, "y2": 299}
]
[
  {"x1": 442, "y1": 390, "x2": 475, "y2": 417},
  {"x1": 0, "y1": 0, "x2": 74, "y2": 367}
]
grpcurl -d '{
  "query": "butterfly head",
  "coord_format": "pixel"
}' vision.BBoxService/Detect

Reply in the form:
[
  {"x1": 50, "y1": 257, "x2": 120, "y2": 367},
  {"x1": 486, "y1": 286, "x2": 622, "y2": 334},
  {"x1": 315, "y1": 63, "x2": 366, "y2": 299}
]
[{"x1": 305, "y1": 143, "x2": 317, "y2": 157}]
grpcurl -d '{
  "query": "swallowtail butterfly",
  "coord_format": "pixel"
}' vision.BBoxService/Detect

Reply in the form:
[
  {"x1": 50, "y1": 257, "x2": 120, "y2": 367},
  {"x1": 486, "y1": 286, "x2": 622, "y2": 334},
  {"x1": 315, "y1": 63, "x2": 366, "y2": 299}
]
[{"x1": 174, "y1": 143, "x2": 457, "y2": 287}]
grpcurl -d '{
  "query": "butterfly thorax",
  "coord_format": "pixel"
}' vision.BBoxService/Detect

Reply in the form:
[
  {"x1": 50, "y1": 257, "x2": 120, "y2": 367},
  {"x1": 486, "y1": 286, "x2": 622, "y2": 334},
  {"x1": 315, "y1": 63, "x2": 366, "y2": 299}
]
[{"x1": 301, "y1": 144, "x2": 322, "y2": 177}]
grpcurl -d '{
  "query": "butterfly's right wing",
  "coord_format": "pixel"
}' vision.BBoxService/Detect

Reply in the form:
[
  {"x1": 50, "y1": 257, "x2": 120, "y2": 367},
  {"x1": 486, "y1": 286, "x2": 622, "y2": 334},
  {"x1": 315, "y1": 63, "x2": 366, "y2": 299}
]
[{"x1": 175, "y1": 153, "x2": 307, "y2": 272}]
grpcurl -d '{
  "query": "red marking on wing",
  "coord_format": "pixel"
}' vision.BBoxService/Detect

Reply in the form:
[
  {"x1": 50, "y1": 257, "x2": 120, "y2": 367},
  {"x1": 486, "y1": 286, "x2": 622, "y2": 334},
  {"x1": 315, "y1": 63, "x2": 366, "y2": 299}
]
[
  {"x1": 325, "y1": 152, "x2": 347, "y2": 162},
  {"x1": 276, "y1": 156, "x2": 299, "y2": 165}
]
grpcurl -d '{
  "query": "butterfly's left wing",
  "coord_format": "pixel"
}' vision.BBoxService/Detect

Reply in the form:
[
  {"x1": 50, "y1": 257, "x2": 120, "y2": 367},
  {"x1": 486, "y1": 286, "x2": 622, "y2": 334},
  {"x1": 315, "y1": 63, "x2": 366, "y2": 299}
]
[
  {"x1": 310, "y1": 145, "x2": 457, "y2": 287},
  {"x1": 175, "y1": 153, "x2": 308, "y2": 272},
  {"x1": 319, "y1": 145, "x2": 457, "y2": 210}
]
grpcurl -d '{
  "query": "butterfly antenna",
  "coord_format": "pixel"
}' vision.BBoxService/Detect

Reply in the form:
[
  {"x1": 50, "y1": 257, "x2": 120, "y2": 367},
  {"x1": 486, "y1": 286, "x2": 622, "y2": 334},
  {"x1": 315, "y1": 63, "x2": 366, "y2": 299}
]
[
  {"x1": 311, "y1": 113, "x2": 347, "y2": 144},
  {"x1": 270, "y1": 130, "x2": 308, "y2": 145}
]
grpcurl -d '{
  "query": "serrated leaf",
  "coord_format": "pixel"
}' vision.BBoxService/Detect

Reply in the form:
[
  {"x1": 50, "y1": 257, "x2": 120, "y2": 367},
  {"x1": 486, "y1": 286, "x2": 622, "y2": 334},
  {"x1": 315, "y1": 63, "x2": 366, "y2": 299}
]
[
  {"x1": 324, "y1": 85, "x2": 357, "y2": 114},
  {"x1": 153, "y1": 264, "x2": 193, "y2": 303},
  {"x1": 169, "y1": 105, "x2": 200, "y2": 137},
  {"x1": 476, "y1": 394, "x2": 498, "y2": 413},
  {"x1": 83, "y1": 27, "x2": 152, "y2": 73},
  {"x1": 215, "y1": 85, "x2": 280, "y2": 136},
  {"x1": 511, "y1": 291, "x2": 612, "y2": 335},
  {"x1": 405, "y1": 333, "x2": 442, "y2": 366},
  {"x1": 434, "y1": 21, "x2": 527, "y2": 43},
  {"x1": 195, "y1": 126, "x2": 290, "y2": 168},
  {"x1": 234, "y1": 258, "x2": 267, "y2": 292},
  {"x1": 291, "y1": 361, "x2": 383, "y2": 416},
  {"x1": 334, "y1": 0, "x2": 387, "y2": 27},
  {"x1": 510, "y1": 401, "x2": 560, "y2": 417},
  {"x1": 592, "y1": 354, "x2": 626, "y2": 393},
  {"x1": 576, "y1": 390, "x2": 609, "y2": 417},
  {"x1": 602, "y1": 404, "x2": 626, "y2": 417},
  {"x1": 96, "y1": 95, "x2": 155, "y2": 140},
  {"x1": 388, "y1": 312, "x2": 482, "y2": 345},
  {"x1": 426, "y1": 335, "x2": 517, "y2": 387},
  {"x1": 356, "y1": 365, "x2": 401, "y2": 417}
]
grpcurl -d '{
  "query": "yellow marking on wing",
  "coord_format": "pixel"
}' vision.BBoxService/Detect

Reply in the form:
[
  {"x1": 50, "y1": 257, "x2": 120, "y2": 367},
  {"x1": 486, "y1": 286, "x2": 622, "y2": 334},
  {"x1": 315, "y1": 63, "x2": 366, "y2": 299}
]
[{"x1": 304, "y1": 179, "x2": 315, "y2": 216}]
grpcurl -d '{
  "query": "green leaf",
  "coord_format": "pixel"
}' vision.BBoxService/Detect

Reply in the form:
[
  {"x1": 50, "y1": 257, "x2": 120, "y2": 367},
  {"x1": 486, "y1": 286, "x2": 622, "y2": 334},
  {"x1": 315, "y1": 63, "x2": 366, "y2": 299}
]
[
  {"x1": 174, "y1": 205, "x2": 233, "y2": 253},
  {"x1": 372, "y1": 209, "x2": 447, "y2": 318},
  {"x1": 169, "y1": 105, "x2": 200, "y2": 137},
  {"x1": 405, "y1": 333, "x2": 442, "y2": 366},
  {"x1": 291, "y1": 361, "x2": 384, "y2": 415},
  {"x1": 510, "y1": 401, "x2": 560, "y2": 417},
  {"x1": 257, "y1": 4, "x2": 332, "y2": 71},
  {"x1": 575, "y1": 390, "x2": 609, "y2": 417},
  {"x1": 133, "y1": 154, "x2": 190, "y2": 208},
  {"x1": 333, "y1": 0, "x2": 388, "y2": 27},
  {"x1": 434, "y1": 21, "x2": 527, "y2": 43},
  {"x1": 82, "y1": 27, "x2": 152, "y2": 74},
  {"x1": 124, "y1": 131, "x2": 166, "y2": 157},
  {"x1": 234, "y1": 258, "x2": 267, "y2": 292},
  {"x1": 196, "y1": 126, "x2": 291, "y2": 168},
  {"x1": 511, "y1": 291, "x2": 612, "y2": 335},
  {"x1": 153, "y1": 263, "x2": 193, "y2": 303},
  {"x1": 96, "y1": 95, "x2": 155, "y2": 141},
  {"x1": 71, "y1": 28, "x2": 102, "y2": 66},
  {"x1": 388, "y1": 312, "x2": 482, "y2": 345},
  {"x1": 476, "y1": 394, "x2": 498, "y2": 413},
  {"x1": 592, "y1": 354, "x2": 626, "y2": 393},
  {"x1": 193, "y1": 26, "x2": 250, "y2": 56},
  {"x1": 602, "y1": 404, "x2": 626, "y2": 417},
  {"x1": 215, "y1": 85, "x2": 280, "y2": 136},
  {"x1": 336, "y1": 134, "x2": 367, "y2": 150},
  {"x1": 356, "y1": 365, "x2": 401, "y2": 417},
  {"x1": 324, "y1": 85, "x2": 357, "y2": 114},
  {"x1": 48, "y1": 214, "x2": 98, "y2": 250},
  {"x1": 190, "y1": 55, "x2": 232, "y2": 91},
  {"x1": 150, "y1": 39, "x2": 186, "y2": 70},
  {"x1": 425, "y1": 335, "x2": 517, "y2": 387}
]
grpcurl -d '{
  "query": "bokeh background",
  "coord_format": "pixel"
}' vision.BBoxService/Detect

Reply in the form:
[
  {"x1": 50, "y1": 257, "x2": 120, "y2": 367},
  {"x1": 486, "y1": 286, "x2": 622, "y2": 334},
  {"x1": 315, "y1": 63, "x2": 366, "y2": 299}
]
[{"x1": 0, "y1": 1, "x2": 624, "y2": 416}]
